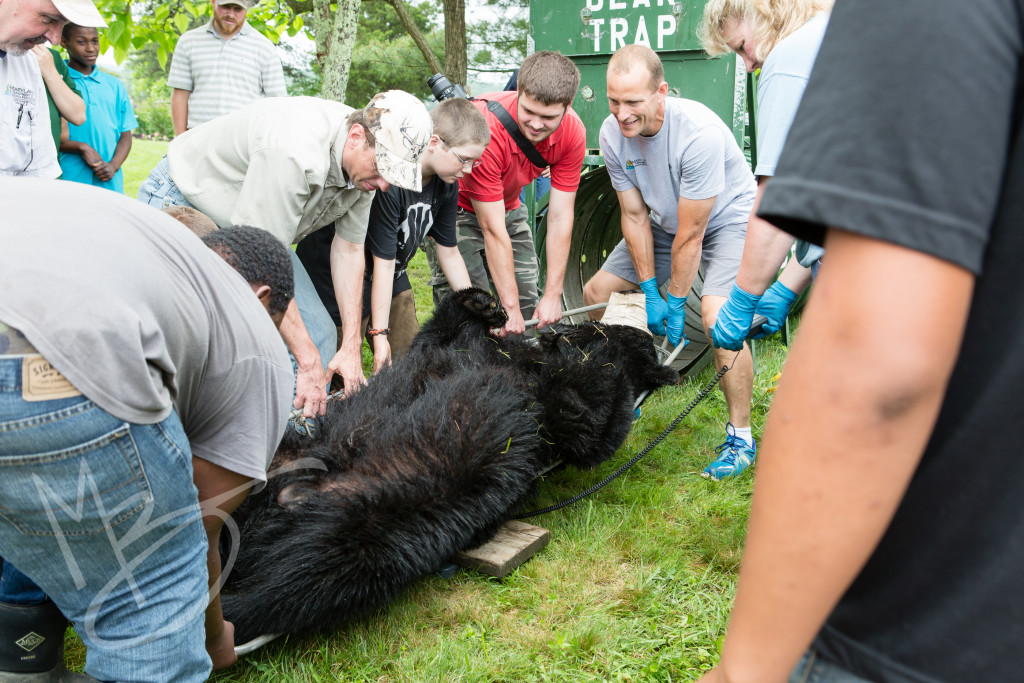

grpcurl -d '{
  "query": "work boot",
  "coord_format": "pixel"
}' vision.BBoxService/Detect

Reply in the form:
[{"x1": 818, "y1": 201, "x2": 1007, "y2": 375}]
[{"x1": 0, "y1": 600, "x2": 96, "y2": 682}]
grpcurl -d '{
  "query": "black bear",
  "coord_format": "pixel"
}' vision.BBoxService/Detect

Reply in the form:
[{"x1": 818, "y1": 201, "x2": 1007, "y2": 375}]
[{"x1": 221, "y1": 289, "x2": 678, "y2": 641}]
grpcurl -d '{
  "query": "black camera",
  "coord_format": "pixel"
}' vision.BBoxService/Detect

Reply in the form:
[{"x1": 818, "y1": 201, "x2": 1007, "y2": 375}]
[{"x1": 427, "y1": 73, "x2": 468, "y2": 101}]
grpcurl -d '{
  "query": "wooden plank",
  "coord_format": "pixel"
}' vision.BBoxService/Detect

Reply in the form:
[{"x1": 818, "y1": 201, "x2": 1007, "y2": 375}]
[{"x1": 453, "y1": 520, "x2": 550, "y2": 578}]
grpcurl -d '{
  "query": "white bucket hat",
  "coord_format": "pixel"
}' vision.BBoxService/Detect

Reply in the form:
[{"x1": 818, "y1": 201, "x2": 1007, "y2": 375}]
[
  {"x1": 363, "y1": 90, "x2": 432, "y2": 192},
  {"x1": 52, "y1": 0, "x2": 105, "y2": 27}
]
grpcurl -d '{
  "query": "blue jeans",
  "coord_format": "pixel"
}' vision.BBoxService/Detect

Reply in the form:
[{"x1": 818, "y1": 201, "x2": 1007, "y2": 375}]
[
  {"x1": 288, "y1": 248, "x2": 337, "y2": 373},
  {"x1": 0, "y1": 356, "x2": 211, "y2": 682},
  {"x1": 789, "y1": 649, "x2": 872, "y2": 683},
  {"x1": 0, "y1": 559, "x2": 46, "y2": 604},
  {"x1": 136, "y1": 156, "x2": 196, "y2": 210},
  {"x1": 286, "y1": 248, "x2": 337, "y2": 436}
]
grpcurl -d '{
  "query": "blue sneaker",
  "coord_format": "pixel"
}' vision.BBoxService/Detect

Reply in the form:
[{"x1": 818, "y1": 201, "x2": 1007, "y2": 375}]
[{"x1": 702, "y1": 423, "x2": 756, "y2": 481}]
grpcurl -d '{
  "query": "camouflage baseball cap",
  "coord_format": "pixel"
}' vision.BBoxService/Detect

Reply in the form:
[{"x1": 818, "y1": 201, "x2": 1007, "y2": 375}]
[{"x1": 363, "y1": 90, "x2": 432, "y2": 192}]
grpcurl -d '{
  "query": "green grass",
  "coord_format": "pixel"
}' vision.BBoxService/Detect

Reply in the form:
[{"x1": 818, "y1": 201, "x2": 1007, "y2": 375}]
[
  {"x1": 81, "y1": 136, "x2": 792, "y2": 680},
  {"x1": 121, "y1": 137, "x2": 167, "y2": 199}
]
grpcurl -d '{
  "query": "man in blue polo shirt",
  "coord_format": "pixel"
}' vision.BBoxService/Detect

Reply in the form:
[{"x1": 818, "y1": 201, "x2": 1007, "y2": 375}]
[{"x1": 58, "y1": 22, "x2": 137, "y2": 192}]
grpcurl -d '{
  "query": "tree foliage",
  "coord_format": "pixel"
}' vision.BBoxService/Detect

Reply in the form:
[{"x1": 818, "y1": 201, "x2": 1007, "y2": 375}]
[
  {"x1": 95, "y1": 0, "x2": 524, "y2": 104},
  {"x1": 467, "y1": 0, "x2": 525, "y2": 75},
  {"x1": 347, "y1": 0, "x2": 442, "y2": 105}
]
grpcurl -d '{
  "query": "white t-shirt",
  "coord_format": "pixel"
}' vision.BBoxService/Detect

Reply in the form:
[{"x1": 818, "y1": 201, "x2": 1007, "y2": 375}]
[
  {"x1": 0, "y1": 51, "x2": 59, "y2": 178},
  {"x1": 754, "y1": 13, "x2": 830, "y2": 178},
  {"x1": 600, "y1": 97, "x2": 755, "y2": 234},
  {"x1": 0, "y1": 179, "x2": 293, "y2": 482}
]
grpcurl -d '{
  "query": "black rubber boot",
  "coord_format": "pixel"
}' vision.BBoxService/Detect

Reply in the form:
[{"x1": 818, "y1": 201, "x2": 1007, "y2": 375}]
[{"x1": 0, "y1": 600, "x2": 96, "y2": 682}]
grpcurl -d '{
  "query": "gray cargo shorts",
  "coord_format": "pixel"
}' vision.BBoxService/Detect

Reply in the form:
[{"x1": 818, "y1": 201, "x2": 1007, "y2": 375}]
[{"x1": 600, "y1": 221, "x2": 746, "y2": 298}]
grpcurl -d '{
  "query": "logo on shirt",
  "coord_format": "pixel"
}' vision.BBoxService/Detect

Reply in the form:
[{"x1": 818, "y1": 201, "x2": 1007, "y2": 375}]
[
  {"x1": 625, "y1": 158, "x2": 647, "y2": 170},
  {"x1": 4, "y1": 85, "x2": 33, "y2": 106}
]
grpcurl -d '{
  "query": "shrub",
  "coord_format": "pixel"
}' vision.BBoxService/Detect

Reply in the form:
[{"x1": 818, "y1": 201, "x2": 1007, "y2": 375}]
[{"x1": 135, "y1": 97, "x2": 174, "y2": 139}]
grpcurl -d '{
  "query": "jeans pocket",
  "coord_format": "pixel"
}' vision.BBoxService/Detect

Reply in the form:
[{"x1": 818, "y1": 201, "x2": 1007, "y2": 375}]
[
  {"x1": 0, "y1": 425, "x2": 152, "y2": 536},
  {"x1": 139, "y1": 174, "x2": 171, "y2": 207}
]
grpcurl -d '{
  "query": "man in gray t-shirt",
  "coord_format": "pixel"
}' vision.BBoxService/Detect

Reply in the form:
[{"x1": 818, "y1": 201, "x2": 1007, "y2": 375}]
[
  {"x1": 582, "y1": 44, "x2": 758, "y2": 482},
  {"x1": 0, "y1": 180, "x2": 292, "y2": 680}
]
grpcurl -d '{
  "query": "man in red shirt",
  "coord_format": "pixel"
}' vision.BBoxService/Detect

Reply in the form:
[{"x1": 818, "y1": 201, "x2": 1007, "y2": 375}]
[{"x1": 431, "y1": 51, "x2": 586, "y2": 335}]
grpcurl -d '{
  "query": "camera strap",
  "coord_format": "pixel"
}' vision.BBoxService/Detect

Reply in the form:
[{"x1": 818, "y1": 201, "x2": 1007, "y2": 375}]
[{"x1": 478, "y1": 99, "x2": 549, "y2": 169}]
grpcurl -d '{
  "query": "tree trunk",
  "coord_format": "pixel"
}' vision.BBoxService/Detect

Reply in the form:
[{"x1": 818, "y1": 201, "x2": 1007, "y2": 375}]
[
  {"x1": 443, "y1": 0, "x2": 466, "y2": 90},
  {"x1": 307, "y1": 0, "x2": 330, "y2": 70},
  {"x1": 311, "y1": 0, "x2": 360, "y2": 102},
  {"x1": 385, "y1": 0, "x2": 444, "y2": 75}
]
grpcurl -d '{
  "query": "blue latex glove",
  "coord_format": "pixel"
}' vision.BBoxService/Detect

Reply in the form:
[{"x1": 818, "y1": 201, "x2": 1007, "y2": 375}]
[
  {"x1": 754, "y1": 280, "x2": 798, "y2": 336},
  {"x1": 639, "y1": 278, "x2": 668, "y2": 336},
  {"x1": 666, "y1": 293, "x2": 688, "y2": 348},
  {"x1": 711, "y1": 284, "x2": 760, "y2": 350}
]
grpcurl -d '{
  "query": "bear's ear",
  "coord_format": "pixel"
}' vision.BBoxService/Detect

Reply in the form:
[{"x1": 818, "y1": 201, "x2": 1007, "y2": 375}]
[{"x1": 536, "y1": 328, "x2": 566, "y2": 350}]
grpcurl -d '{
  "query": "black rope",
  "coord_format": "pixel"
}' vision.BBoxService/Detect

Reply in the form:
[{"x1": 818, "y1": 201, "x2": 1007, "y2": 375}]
[{"x1": 514, "y1": 361, "x2": 731, "y2": 520}]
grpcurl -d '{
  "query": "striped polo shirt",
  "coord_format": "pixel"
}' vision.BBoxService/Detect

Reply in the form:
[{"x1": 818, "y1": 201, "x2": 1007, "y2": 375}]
[{"x1": 167, "y1": 20, "x2": 287, "y2": 129}]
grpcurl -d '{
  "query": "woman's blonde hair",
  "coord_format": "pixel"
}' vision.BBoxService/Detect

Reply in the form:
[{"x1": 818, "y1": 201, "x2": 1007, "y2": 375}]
[{"x1": 699, "y1": 0, "x2": 833, "y2": 62}]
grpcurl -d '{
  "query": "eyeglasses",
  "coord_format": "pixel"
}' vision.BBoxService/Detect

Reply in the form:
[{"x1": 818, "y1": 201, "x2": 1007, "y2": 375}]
[{"x1": 439, "y1": 138, "x2": 482, "y2": 169}]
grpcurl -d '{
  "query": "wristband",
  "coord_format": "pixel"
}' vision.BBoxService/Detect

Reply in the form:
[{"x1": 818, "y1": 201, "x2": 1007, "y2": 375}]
[{"x1": 366, "y1": 328, "x2": 390, "y2": 338}]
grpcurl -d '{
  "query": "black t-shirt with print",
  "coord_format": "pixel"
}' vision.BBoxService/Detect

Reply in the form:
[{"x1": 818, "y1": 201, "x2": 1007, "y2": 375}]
[
  {"x1": 361, "y1": 176, "x2": 459, "y2": 316},
  {"x1": 294, "y1": 177, "x2": 459, "y2": 324}
]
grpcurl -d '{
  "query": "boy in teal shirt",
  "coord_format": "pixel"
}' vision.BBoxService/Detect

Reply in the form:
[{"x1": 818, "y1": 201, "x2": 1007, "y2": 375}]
[{"x1": 59, "y1": 23, "x2": 137, "y2": 192}]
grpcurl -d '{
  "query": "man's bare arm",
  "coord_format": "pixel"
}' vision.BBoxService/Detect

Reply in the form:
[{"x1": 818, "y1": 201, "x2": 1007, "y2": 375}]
[
  {"x1": 734, "y1": 179, "x2": 800, "y2": 295},
  {"x1": 368, "y1": 255, "x2": 395, "y2": 374},
  {"x1": 667, "y1": 195, "x2": 716, "y2": 298},
  {"x1": 31, "y1": 46, "x2": 85, "y2": 125},
  {"x1": 472, "y1": 198, "x2": 523, "y2": 334},
  {"x1": 108, "y1": 130, "x2": 132, "y2": 173},
  {"x1": 435, "y1": 244, "x2": 472, "y2": 292},
  {"x1": 327, "y1": 233, "x2": 368, "y2": 397},
  {"x1": 533, "y1": 187, "x2": 576, "y2": 328},
  {"x1": 191, "y1": 458, "x2": 256, "y2": 671},
  {"x1": 617, "y1": 186, "x2": 657, "y2": 281},
  {"x1": 699, "y1": 228, "x2": 974, "y2": 683},
  {"x1": 277, "y1": 299, "x2": 327, "y2": 417},
  {"x1": 171, "y1": 88, "x2": 191, "y2": 137}
]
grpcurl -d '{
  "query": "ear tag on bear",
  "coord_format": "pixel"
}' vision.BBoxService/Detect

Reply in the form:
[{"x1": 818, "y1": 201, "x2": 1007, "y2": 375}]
[{"x1": 22, "y1": 355, "x2": 82, "y2": 402}]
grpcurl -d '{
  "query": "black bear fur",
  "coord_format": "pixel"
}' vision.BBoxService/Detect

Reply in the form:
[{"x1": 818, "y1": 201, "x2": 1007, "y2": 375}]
[{"x1": 221, "y1": 288, "x2": 678, "y2": 641}]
